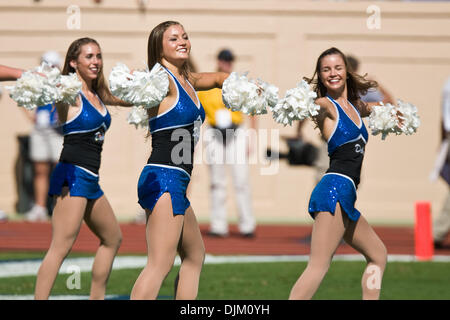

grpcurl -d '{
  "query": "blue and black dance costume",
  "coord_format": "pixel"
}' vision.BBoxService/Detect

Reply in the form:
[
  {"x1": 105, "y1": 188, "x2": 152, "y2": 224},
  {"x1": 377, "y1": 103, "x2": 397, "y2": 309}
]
[
  {"x1": 137, "y1": 67, "x2": 205, "y2": 215},
  {"x1": 308, "y1": 95, "x2": 369, "y2": 221},
  {"x1": 49, "y1": 91, "x2": 111, "y2": 200}
]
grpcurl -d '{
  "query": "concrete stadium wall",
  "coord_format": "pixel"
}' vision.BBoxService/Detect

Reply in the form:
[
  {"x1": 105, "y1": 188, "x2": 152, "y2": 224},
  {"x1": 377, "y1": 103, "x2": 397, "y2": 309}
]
[{"x1": 0, "y1": 0, "x2": 449, "y2": 225}]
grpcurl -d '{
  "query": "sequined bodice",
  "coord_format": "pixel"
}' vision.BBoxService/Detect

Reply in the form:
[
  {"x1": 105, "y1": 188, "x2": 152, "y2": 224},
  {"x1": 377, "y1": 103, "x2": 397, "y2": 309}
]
[
  {"x1": 147, "y1": 67, "x2": 206, "y2": 176},
  {"x1": 325, "y1": 95, "x2": 369, "y2": 187},
  {"x1": 148, "y1": 68, "x2": 205, "y2": 134},
  {"x1": 327, "y1": 95, "x2": 368, "y2": 155}
]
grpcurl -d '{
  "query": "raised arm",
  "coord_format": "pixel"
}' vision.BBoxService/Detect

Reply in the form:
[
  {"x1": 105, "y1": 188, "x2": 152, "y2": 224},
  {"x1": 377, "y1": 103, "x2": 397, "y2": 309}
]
[
  {"x1": 0, "y1": 64, "x2": 24, "y2": 81},
  {"x1": 96, "y1": 87, "x2": 134, "y2": 107},
  {"x1": 102, "y1": 95, "x2": 133, "y2": 107},
  {"x1": 188, "y1": 72, "x2": 229, "y2": 91},
  {"x1": 311, "y1": 97, "x2": 338, "y2": 140},
  {"x1": 313, "y1": 97, "x2": 333, "y2": 124}
]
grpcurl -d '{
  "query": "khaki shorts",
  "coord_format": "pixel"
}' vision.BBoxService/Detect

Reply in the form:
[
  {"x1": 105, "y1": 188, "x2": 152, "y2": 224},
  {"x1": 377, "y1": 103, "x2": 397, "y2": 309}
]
[{"x1": 30, "y1": 127, "x2": 63, "y2": 162}]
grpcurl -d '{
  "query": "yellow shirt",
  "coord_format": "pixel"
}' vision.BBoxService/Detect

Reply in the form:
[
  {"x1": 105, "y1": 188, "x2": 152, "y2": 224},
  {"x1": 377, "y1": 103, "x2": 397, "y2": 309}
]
[{"x1": 197, "y1": 88, "x2": 243, "y2": 127}]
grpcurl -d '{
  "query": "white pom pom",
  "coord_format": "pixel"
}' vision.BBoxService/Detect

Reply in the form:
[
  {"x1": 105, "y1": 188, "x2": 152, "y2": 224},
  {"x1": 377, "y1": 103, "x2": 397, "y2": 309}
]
[
  {"x1": 6, "y1": 62, "x2": 61, "y2": 110},
  {"x1": 127, "y1": 106, "x2": 149, "y2": 129},
  {"x1": 56, "y1": 73, "x2": 82, "y2": 106},
  {"x1": 368, "y1": 102, "x2": 399, "y2": 140},
  {"x1": 109, "y1": 62, "x2": 133, "y2": 99},
  {"x1": 109, "y1": 62, "x2": 169, "y2": 108},
  {"x1": 395, "y1": 99, "x2": 420, "y2": 136},
  {"x1": 222, "y1": 72, "x2": 277, "y2": 116},
  {"x1": 368, "y1": 99, "x2": 420, "y2": 140},
  {"x1": 271, "y1": 80, "x2": 319, "y2": 126},
  {"x1": 35, "y1": 62, "x2": 60, "y2": 86},
  {"x1": 259, "y1": 80, "x2": 279, "y2": 109},
  {"x1": 222, "y1": 72, "x2": 257, "y2": 112}
]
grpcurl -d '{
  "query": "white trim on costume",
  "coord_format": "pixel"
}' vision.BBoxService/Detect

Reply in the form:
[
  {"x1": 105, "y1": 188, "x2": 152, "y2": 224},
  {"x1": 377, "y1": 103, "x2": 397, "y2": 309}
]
[
  {"x1": 75, "y1": 165, "x2": 99, "y2": 177},
  {"x1": 81, "y1": 91, "x2": 108, "y2": 117},
  {"x1": 335, "y1": 133, "x2": 367, "y2": 149},
  {"x1": 64, "y1": 122, "x2": 108, "y2": 135},
  {"x1": 62, "y1": 93, "x2": 83, "y2": 126},
  {"x1": 323, "y1": 172, "x2": 357, "y2": 192},
  {"x1": 185, "y1": 77, "x2": 201, "y2": 109},
  {"x1": 145, "y1": 163, "x2": 191, "y2": 178},
  {"x1": 149, "y1": 68, "x2": 180, "y2": 120},
  {"x1": 150, "y1": 122, "x2": 193, "y2": 134},
  {"x1": 326, "y1": 96, "x2": 340, "y2": 144},
  {"x1": 347, "y1": 100, "x2": 363, "y2": 128}
]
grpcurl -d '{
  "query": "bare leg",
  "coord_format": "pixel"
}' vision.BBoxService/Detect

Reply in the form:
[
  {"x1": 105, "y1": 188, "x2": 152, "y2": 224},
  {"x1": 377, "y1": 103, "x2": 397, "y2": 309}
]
[
  {"x1": 33, "y1": 161, "x2": 51, "y2": 208},
  {"x1": 289, "y1": 204, "x2": 348, "y2": 300},
  {"x1": 34, "y1": 188, "x2": 87, "y2": 299},
  {"x1": 174, "y1": 206, "x2": 205, "y2": 299},
  {"x1": 130, "y1": 193, "x2": 184, "y2": 300},
  {"x1": 84, "y1": 195, "x2": 122, "y2": 300},
  {"x1": 344, "y1": 216, "x2": 387, "y2": 300}
]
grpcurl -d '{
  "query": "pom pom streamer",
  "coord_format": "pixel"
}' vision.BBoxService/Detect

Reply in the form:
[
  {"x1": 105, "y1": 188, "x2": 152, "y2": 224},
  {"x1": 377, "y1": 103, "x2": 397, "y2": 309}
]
[
  {"x1": 271, "y1": 80, "x2": 320, "y2": 126},
  {"x1": 368, "y1": 102, "x2": 399, "y2": 140},
  {"x1": 108, "y1": 62, "x2": 133, "y2": 99},
  {"x1": 127, "y1": 106, "x2": 149, "y2": 129},
  {"x1": 222, "y1": 72, "x2": 277, "y2": 116},
  {"x1": 6, "y1": 62, "x2": 59, "y2": 110},
  {"x1": 6, "y1": 62, "x2": 81, "y2": 109},
  {"x1": 109, "y1": 62, "x2": 169, "y2": 109},
  {"x1": 259, "y1": 80, "x2": 279, "y2": 109},
  {"x1": 395, "y1": 99, "x2": 420, "y2": 136},
  {"x1": 57, "y1": 73, "x2": 82, "y2": 106},
  {"x1": 368, "y1": 99, "x2": 420, "y2": 140}
]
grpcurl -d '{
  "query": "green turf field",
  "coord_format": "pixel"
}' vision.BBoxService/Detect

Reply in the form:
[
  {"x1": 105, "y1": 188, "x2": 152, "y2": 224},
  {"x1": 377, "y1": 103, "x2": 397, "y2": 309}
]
[{"x1": 1, "y1": 252, "x2": 449, "y2": 300}]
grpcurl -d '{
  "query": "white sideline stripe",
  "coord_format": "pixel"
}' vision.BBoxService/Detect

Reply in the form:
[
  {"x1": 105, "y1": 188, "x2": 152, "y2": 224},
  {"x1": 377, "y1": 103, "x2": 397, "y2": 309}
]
[{"x1": 1, "y1": 254, "x2": 450, "y2": 278}]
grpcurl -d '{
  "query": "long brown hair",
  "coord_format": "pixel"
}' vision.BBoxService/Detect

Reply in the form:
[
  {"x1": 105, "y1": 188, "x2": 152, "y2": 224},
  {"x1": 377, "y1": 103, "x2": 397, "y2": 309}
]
[
  {"x1": 147, "y1": 21, "x2": 192, "y2": 80},
  {"x1": 62, "y1": 37, "x2": 120, "y2": 105},
  {"x1": 304, "y1": 47, "x2": 377, "y2": 107}
]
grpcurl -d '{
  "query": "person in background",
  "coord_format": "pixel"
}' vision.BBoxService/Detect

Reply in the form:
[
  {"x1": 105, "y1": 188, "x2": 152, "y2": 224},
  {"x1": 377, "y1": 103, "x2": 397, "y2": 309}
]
[
  {"x1": 24, "y1": 51, "x2": 64, "y2": 221},
  {"x1": 198, "y1": 49, "x2": 256, "y2": 238},
  {"x1": 0, "y1": 64, "x2": 24, "y2": 221},
  {"x1": 346, "y1": 55, "x2": 395, "y2": 105},
  {"x1": 433, "y1": 75, "x2": 450, "y2": 249}
]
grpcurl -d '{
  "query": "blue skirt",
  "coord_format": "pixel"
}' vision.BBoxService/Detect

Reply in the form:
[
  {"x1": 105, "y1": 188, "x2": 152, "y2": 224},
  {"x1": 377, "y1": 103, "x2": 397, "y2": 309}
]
[
  {"x1": 137, "y1": 164, "x2": 191, "y2": 215},
  {"x1": 308, "y1": 173, "x2": 361, "y2": 221},
  {"x1": 49, "y1": 162, "x2": 104, "y2": 200}
]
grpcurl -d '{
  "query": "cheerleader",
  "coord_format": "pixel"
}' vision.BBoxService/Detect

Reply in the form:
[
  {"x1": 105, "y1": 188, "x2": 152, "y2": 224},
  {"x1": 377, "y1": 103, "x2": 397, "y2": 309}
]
[
  {"x1": 289, "y1": 47, "x2": 388, "y2": 300},
  {"x1": 0, "y1": 64, "x2": 24, "y2": 221},
  {"x1": 130, "y1": 21, "x2": 229, "y2": 300},
  {"x1": 34, "y1": 38, "x2": 130, "y2": 299}
]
